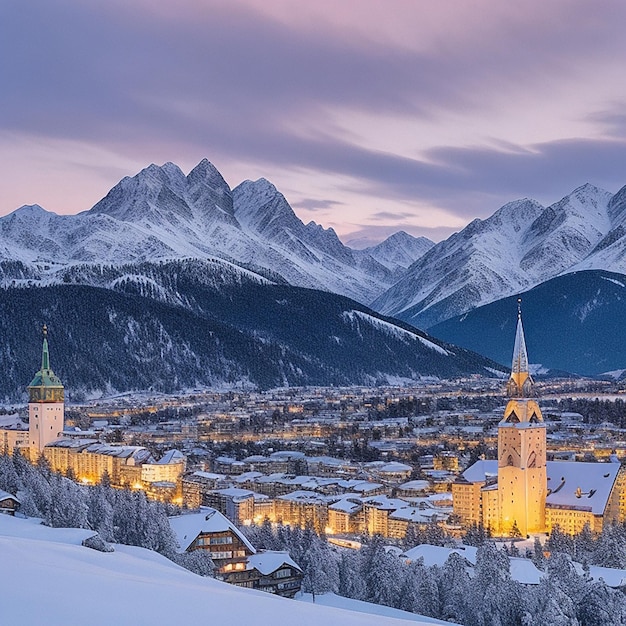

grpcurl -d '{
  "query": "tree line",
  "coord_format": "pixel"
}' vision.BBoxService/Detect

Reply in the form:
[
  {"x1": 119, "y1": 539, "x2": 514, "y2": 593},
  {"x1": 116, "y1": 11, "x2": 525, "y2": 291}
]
[{"x1": 243, "y1": 520, "x2": 626, "y2": 625}]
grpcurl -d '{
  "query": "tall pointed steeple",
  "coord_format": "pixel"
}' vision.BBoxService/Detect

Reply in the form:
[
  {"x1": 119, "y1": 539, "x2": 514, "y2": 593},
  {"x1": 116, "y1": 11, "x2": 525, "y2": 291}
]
[
  {"x1": 28, "y1": 324, "x2": 65, "y2": 456},
  {"x1": 497, "y1": 299, "x2": 547, "y2": 537},
  {"x1": 506, "y1": 299, "x2": 534, "y2": 398},
  {"x1": 28, "y1": 324, "x2": 64, "y2": 403},
  {"x1": 41, "y1": 323, "x2": 50, "y2": 371}
]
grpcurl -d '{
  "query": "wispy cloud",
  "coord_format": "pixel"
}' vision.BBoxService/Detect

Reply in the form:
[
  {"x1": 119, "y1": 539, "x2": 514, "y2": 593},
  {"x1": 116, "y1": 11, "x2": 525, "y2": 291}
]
[{"x1": 2, "y1": 0, "x2": 626, "y2": 241}]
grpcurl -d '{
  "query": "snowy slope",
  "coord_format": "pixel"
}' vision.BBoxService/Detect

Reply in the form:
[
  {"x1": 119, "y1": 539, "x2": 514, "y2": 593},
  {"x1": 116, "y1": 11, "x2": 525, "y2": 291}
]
[
  {"x1": 375, "y1": 184, "x2": 616, "y2": 328},
  {"x1": 0, "y1": 515, "x2": 443, "y2": 626},
  {"x1": 567, "y1": 184, "x2": 626, "y2": 275},
  {"x1": 373, "y1": 198, "x2": 546, "y2": 328}
]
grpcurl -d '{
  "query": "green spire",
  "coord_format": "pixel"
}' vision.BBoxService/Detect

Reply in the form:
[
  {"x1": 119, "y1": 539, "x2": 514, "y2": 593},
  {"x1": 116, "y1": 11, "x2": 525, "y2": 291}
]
[
  {"x1": 28, "y1": 324, "x2": 64, "y2": 402},
  {"x1": 42, "y1": 324, "x2": 50, "y2": 371}
]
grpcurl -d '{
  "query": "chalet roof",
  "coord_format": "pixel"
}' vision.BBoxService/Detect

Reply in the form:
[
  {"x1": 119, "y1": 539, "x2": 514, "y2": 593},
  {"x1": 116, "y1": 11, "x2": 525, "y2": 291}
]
[
  {"x1": 0, "y1": 490, "x2": 20, "y2": 504},
  {"x1": 246, "y1": 550, "x2": 301, "y2": 575},
  {"x1": 168, "y1": 508, "x2": 256, "y2": 554}
]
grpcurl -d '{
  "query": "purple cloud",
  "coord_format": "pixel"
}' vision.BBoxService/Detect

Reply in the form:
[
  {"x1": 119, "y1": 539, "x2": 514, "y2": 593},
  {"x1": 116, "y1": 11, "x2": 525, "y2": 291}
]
[{"x1": 2, "y1": 0, "x2": 626, "y2": 240}]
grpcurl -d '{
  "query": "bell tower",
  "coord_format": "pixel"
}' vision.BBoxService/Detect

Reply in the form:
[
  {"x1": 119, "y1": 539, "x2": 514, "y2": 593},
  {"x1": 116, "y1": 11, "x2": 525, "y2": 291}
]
[
  {"x1": 28, "y1": 325, "x2": 65, "y2": 456},
  {"x1": 497, "y1": 300, "x2": 546, "y2": 536}
]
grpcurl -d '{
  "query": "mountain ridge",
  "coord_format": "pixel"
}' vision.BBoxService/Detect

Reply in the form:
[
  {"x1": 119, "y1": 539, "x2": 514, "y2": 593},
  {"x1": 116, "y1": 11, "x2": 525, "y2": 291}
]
[{"x1": 0, "y1": 160, "x2": 432, "y2": 305}]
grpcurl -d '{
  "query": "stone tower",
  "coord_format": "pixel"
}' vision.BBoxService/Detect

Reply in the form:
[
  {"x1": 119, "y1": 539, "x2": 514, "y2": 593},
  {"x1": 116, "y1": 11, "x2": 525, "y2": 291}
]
[
  {"x1": 28, "y1": 325, "x2": 65, "y2": 457},
  {"x1": 497, "y1": 301, "x2": 547, "y2": 536}
]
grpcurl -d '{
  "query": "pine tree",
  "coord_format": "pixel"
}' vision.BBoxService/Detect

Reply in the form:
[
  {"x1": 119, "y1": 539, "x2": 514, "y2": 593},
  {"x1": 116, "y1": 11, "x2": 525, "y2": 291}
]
[
  {"x1": 439, "y1": 553, "x2": 471, "y2": 623},
  {"x1": 532, "y1": 536, "x2": 546, "y2": 570},
  {"x1": 337, "y1": 550, "x2": 366, "y2": 600}
]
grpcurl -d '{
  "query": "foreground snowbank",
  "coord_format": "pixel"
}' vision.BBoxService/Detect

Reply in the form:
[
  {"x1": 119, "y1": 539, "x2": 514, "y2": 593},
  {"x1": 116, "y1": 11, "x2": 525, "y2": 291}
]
[{"x1": 0, "y1": 515, "x2": 437, "y2": 626}]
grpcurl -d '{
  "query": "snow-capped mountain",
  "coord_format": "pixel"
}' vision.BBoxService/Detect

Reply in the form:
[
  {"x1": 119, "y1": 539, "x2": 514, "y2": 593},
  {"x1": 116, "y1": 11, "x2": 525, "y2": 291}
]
[
  {"x1": 375, "y1": 184, "x2": 625, "y2": 328},
  {"x1": 358, "y1": 231, "x2": 434, "y2": 278},
  {"x1": 0, "y1": 160, "x2": 433, "y2": 304},
  {"x1": 567, "y1": 184, "x2": 626, "y2": 275}
]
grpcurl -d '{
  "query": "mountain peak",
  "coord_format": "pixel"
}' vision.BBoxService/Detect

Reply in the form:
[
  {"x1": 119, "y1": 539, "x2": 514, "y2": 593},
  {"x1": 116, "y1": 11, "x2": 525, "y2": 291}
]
[
  {"x1": 187, "y1": 158, "x2": 229, "y2": 191},
  {"x1": 10, "y1": 204, "x2": 50, "y2": 217}
]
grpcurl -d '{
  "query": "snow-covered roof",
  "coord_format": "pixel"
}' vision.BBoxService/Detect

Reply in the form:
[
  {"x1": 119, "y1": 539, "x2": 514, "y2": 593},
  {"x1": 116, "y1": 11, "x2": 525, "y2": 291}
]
[
  {"x1": 212, "y1": 487, "x2": 267, "y2": 501},
  {"x1": 190, "y1": 471, "x2": 225, "y2": 481},
  {"x1": 0, "y1": 414, "x2": 27, "y2": 430},
  {"x1": 402, "y1": 544, "x2": 477, "y2": 567},
  {"x1": 368, "y1": 461, "x2": 412, "y2": 473},
  {"x1": 508, "y1": 557, "x2": 543, "y2": 585},
  {"x1": 587, "y1": 564, "x2": 626, "y2": 588},
  {"x1": 545, "y1": 461, "x2": 620, "y2": 515},
  {"x1": 156, "y1": 449, "x2": 185, "y2": 465},
  {"x1": 233, "y1": 471, "x2": 264, "y2": 482},
  {"x1": 246, "y1": 550, "x2": 301, "y2": 575},
  {"x1": 351, "y1": 481, "x2": 383, "y2": 493},
  {"x1": 329, "y1": 497, "x2": 362, "y2": 514},
  {"x1": 278, "y1": 490, "x2": 327, "y2": 504},
  {"x1": 461, "y1": 459, "x2": 621, "y2": 515},
  {"x1": 168, "y1": 509, "x2": 256, "y2": 554},
  {"x1": 0, "y1": 490, "x2": 20, "y2": 504},
  {"x1": 269, "y1": 451, "x2": 305, "y2": 460},
  {"x1": 399, "y1": 480, "x2": 431, "y2": 491},
  {"x1": 459, "y1": 460, "x2": 498, "y2": 483},
  {"x1": 389, "y1": 508, "x2": 447, "y2": 524},
  {"x1": 361, "y1": 496, "x2": 407, "y2": 511}
]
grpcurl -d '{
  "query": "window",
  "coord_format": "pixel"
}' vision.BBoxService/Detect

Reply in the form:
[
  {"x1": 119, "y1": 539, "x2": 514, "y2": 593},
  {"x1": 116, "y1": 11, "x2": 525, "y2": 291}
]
[
  {"x1": 275, "y1": 569, "x2": 291, "y2": 578},
  {"x1": 210, "y1": 551, "x2": 232, "y2": 560},
  {"x1": 210, "y1": 536, "x2": 233, "y2": 545}
]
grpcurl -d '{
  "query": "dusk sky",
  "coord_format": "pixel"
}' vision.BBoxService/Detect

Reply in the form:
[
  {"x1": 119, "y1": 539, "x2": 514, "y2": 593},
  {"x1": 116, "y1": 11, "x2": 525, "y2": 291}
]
[{"x1": 2, "y1": 1, "x2": 626, "y2": 244}]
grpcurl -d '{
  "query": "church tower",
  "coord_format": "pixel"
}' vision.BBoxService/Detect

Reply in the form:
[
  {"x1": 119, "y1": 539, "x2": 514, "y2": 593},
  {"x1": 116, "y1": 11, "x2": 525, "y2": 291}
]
[
  {"x1": 28, "y1": 325, "x2": 64, "y2": 457},
  {"x1": 497, "y1": 300, "x2": 546, "y2": 536}
]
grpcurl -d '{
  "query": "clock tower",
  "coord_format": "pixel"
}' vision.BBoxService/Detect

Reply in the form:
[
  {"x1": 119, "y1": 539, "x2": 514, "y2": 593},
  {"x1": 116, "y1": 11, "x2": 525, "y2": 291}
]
[
  {"x1": 28, "y1": 325, "x2": 65, "y2": 456},
  {"x1": 497, "y1": 301, "x2": 547, "y2": 536}
]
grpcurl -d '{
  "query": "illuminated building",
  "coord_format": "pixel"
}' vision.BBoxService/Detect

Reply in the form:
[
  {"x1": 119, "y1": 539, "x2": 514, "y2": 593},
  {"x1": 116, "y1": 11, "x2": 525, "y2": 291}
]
[
  {"x1": 453, "y1": 302, "x2": 626, "y2": 536},
  {"x1": 28, "y1": 325, "x2": 65, "y2": 456},
  {"x1": 0, "y1": 326, "x2": 185, "y2": 498}
]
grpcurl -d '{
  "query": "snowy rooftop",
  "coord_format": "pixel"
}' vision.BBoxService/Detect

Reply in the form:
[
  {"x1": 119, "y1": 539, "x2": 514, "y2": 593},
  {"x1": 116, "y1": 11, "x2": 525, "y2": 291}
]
[
  {"x1": 278, "y1": 490, "x2": 327, "y2": 504},
  {"x1": 213, "y1": 487, "x2": 268, "y2": 501},
  {"x1": 362, "y1": 496, "x2": 407, "y2": 511},
  {"x1": 329, "y1": 497, "x2": 363, "y2": 514},
  {"x1": 399, "y1": 480, "x2": 431, "y2": 491},
  {"x1": 402, "y1": 544, "x2": 478, "y2": 567},
  {"x1": 190, "y1": 471, "x2": 225, "y2": 481},
  {"x1": 168, "y1": 508, "x2": 256, "y2": 553},
  {"x1": 0, "y1": 414, "x2": 27, "y2": 429},
  {"x1": 389, "y1": 507, "x2": 447, "y2": 523},
  {"x1": 0, "y1": 489, "x2": 20, "y2": 503},
  {"x1": 155, "y1": 449, "x2": 185, "y2": 465},
  {"x1": 545, "y1": 461, "x2": 620, "y2": 515},
  {"x1": 246, "y1": 550, "x2": 301, "y2": 574},
  {"x1": 461, "y1": 459, "x2": 621, "y2": 514}
]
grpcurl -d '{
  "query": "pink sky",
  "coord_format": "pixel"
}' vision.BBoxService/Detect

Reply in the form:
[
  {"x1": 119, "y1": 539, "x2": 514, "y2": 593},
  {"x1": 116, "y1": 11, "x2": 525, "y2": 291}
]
[{"x1": 2, "y1": 0, "x2": 626, "y2": 244}]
